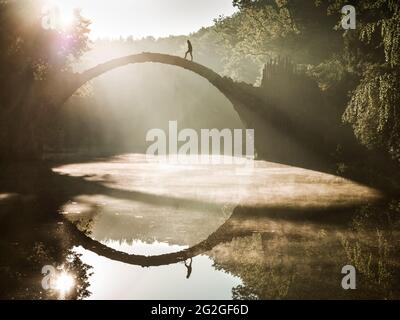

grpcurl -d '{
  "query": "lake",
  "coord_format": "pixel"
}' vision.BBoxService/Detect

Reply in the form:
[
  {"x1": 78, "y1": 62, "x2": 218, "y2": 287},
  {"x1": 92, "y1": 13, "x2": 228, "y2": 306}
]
[{"x1": 1, "y1": 154, "x2": 399, "y2": 299}]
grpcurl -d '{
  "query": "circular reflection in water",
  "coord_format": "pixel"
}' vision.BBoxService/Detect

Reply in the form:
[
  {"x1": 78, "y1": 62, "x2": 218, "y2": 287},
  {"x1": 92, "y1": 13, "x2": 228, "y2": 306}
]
[
  {"x1": 54, "y1": 154, "x2": 382, "y2": 255},
  {"x1": 52, "y1": 154, "x2": 382, "y2": 299}
]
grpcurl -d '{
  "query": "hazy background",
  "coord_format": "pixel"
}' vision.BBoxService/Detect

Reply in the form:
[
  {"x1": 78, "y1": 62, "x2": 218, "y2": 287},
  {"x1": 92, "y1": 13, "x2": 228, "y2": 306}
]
[
  {"x1": 48, "y1": 0, "x2": 237, "y2": 39},
  {"x1": 56, "y1": 33, "x2": 252, "y2": 154}
]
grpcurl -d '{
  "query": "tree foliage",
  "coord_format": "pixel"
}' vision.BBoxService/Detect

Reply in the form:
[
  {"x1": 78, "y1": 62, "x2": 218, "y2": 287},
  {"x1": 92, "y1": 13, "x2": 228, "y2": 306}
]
[
  {"x1": 340, "y1": 0, "x2": 400, "y2": 162},
  {"x1": 0, "y1": 0, "x2": 91, "y2": 159},
  {"x1": 216, "y1": 0, "x2": 400, "y2": 165}
]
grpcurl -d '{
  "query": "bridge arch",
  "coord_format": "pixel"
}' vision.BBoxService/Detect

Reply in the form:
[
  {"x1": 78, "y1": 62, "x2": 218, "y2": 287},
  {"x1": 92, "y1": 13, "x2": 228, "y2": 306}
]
[
  {"x1": 57, "y1": 53, "x2": 241, "y2": 110},
  {"x1": 47, "y1": 52, "x2": 335, "y2": 171},
  {"x1": 64, "y1": 206, "x2": 242, "y2": 267}
]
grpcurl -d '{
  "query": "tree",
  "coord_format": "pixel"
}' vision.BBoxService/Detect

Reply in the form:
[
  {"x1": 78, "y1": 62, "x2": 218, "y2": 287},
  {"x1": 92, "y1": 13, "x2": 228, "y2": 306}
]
[
  {"x1": 340, "y1": 0, "x2": 400, "y2": 163},
  {"x1": 0, "y1": 0, "x2": 91, "y2": 160},
  {"x1": 215, "y1": 0, "x2": 342, "y2": 64},
  {"x1": 216, "y1": 0, "x2": 400, "y2": 166}
]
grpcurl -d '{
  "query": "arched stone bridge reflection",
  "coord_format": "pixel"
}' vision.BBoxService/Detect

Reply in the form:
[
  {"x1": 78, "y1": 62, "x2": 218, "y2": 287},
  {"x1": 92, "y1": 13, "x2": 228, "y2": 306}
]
[
  {"x1": 65, "y1": 206, "x2": 241, "y2": 267},
  {"x1": 64, "y1": 203, "x2": 361, "y2": 268}
]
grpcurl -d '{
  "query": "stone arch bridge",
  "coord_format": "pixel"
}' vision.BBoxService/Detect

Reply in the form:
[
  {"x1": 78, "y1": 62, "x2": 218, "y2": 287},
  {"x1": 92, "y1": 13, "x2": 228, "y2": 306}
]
[{"x1": 43, "y1": 52, "x2": 333, "y2": 170}]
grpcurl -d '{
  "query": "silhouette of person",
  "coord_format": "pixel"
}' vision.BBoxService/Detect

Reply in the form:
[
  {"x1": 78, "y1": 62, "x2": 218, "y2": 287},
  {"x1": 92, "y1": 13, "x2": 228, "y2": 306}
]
[
  {"x1": 184, "y1": 258, "x2": 193, "y2": 279},
  {"x1": 184, "y1": 40, "x2": 193, "y2": 61}
]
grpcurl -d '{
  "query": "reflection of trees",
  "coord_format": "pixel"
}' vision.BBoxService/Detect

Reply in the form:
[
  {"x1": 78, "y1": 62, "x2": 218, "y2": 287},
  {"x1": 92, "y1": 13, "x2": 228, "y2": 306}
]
[
  {"x1": 61, "y1": 251, "x2": 93, "y2": 300},
  {"x1": 26, "y1": 247, "x2": 92, "y2": 300},
  {"x1": 339, "y1": 200, "x2": 400, "y2": 299},
  {"x1": 207, "y1": 204, "x2": 400, "y2": 300},
  {"x1": 0, "y1": 225, "x2": 93, "y2": 299},
  {"x1": 1, "y1": 159, "x2": 399, "y2": 300},
  {"x1": 0, "y1": 160, "x2": 231, "y2": 297},
  {"x1": 60, "y1": 194, "x2": 400, "y2": 300},
  {"x1": 210, "y1": 234, "x2": 295, "y2": 300},
  {"x1": 64, "y1": 195, "x2": 230, "y2": 247},
  {"x1": 0, "y1": 164, "x2": 92, "y2": 299},
  {"x1": 215, "y1": 234, "x2": 295, "y2": 299}
]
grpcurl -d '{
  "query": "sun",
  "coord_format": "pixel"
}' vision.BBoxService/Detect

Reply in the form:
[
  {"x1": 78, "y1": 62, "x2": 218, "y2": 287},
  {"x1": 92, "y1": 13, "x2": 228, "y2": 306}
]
[
  {"x1": 55, "y1": 272, "x2": 75, "y2": 295},
  {"x1": 44, "y1": 0, "x2": 76, "y2": 29},
  {"x1": 58, "y1": 9, "x2": 75, "y2": 29}
]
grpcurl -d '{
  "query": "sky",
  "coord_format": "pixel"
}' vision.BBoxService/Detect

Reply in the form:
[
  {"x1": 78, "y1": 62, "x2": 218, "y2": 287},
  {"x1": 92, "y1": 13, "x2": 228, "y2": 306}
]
[{"x1": 49, "y1": 0, "x2": 237, "y2": 39}]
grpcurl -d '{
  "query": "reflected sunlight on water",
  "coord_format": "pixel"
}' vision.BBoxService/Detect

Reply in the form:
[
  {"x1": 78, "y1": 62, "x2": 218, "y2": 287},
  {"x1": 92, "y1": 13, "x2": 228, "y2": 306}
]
[
  {"x1": 1, "y1": 154, "x2": 389, "y2": 299},
  {"x1": 54, "y1": 154, "x2": 382, "y2": 210},
  {"x1": 49, "y1": 154, "x2": 385, "y2": 299},
  {"x1": 73, "y1": 246, "x2": 242, "y2": 300}
]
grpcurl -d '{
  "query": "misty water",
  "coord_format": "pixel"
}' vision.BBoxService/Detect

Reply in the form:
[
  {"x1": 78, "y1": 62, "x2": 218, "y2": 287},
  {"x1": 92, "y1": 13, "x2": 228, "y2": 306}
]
[{"x1": 2, "y1": 153, "x2": 400, "y2": 299}]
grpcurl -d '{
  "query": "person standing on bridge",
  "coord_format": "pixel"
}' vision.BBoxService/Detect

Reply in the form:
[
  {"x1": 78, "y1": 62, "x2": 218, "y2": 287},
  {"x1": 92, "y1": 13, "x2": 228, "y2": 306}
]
[{"x1": 184, "y1": 40, "x2": 193, "y2": 61}]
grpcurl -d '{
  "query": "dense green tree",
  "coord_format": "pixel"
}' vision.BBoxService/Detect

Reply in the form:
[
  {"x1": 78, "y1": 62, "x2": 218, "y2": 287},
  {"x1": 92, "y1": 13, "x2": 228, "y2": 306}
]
[
  {"x1": 216, "y1": 0, "x2": 400, "y2": 166},
  {"x1": 0, "y1": 0, "x2": 90, "y2": 160},
  {"x1": 339, "y1": 0, "x2": 400, "y2": 163},
  {"x1": 215, "y1": 0, "x2": 342, "y2": 64}
]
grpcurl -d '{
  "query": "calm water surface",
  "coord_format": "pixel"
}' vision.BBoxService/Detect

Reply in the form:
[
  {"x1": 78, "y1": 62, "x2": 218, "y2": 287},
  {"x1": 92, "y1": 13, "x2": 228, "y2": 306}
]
[{"x1": 1, "y1": 154, "x2": 399, "y2": 299}]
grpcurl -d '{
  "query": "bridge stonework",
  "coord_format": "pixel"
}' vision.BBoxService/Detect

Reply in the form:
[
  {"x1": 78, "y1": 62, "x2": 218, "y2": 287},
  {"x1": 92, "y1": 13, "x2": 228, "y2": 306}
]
[{"x1": 42, "y1": 53, "x2": 334, "y2": 171}]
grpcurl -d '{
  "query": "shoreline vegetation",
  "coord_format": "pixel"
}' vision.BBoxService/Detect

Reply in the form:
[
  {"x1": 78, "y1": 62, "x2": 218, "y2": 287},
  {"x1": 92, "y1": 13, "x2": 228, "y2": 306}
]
[
  {"x1": 0, "y1": 0, "x2": 400, "y2": 300},
  {"x1": 1, "y1": 1, "x2": 399, "y2": 194}
]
